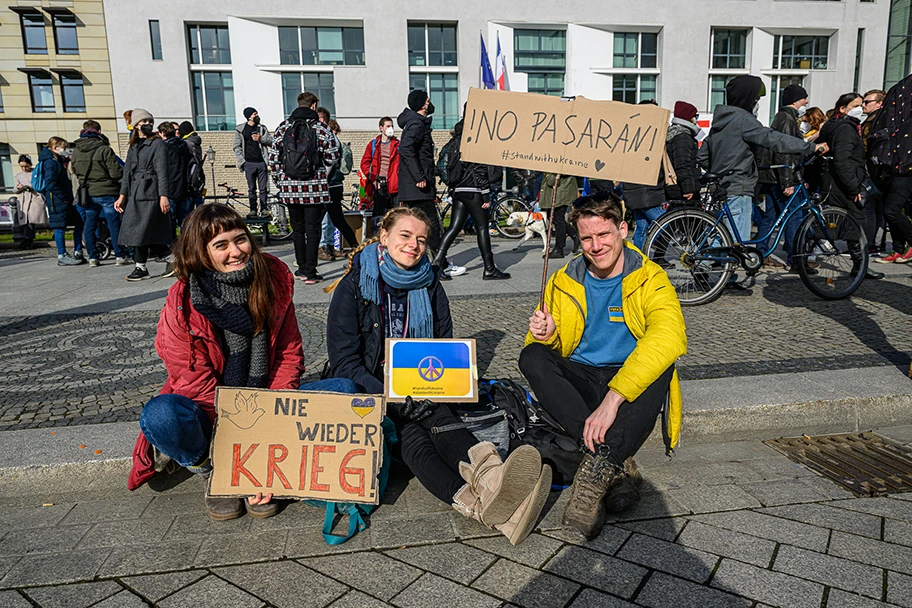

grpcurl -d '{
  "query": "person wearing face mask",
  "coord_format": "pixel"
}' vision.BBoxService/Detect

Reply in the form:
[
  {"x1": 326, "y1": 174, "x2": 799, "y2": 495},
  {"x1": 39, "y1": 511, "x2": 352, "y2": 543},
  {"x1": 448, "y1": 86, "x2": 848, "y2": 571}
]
[
  {"x1": 13, "y1": 155, "x2": 48, "y2": 250},
  {"x1": 324, "y1": 206, "x2": 551, "y2": 546},
  {"x1": 114, "y1": 108, "x2": 173, "y2": 281},
  {"x1": 754, "y1": 84, "x2": 810, "y2": 271},
  {"x1": 859, "y1": 90, "x2": 886, "y2": 255},
  {"x1": 698, "y1": 75, "x2": 826, "y2": 285},
  {"x1": 816, "y1": 93, "x2": 885, "y2": 279},
  {"x1": 664, "y1": 102, "x2": 701, "y2": 204},
  {"x1": 38, "y1": 137, "x2": 85, "y2": 265},
  {"x1": 233, "y1": 107, "x2": 274, "y2": 219},
  {"x1": 801, "y1": 107, "x2": 827, "y2": 143},
  {"x1": 361, "y1": 117, "x2": 401, "y2": 224}
]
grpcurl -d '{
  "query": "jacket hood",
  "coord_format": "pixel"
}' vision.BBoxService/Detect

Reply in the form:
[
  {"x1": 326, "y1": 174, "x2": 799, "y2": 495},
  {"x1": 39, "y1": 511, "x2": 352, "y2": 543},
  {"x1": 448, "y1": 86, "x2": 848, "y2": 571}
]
[
  {"x1": 289, "y1": 106, "x2": 319, "y2": 122},
  {"x1": 667, "y1": 119, "x2": 700, "y2": 140},
  {"x1": 38, "y1": 146, "x2": 57, "y2": 162},
  {"x1": 561, "y1": 242, "x2": 646, "y2": 286},
  {"x1": 709, "y1": 105, "x2": 752, "y2": 132},
  {"x1": 452, "y1": 119, "x2": 464, "y2": 137},
  {"x1": 75, "y1": 135, "x2": 108, "y2": 151},
  {"x1": 184, "y1": 132, "x2": 202, "y2": 144},
  {"x1": 397, "y1": 107, "x2": 430, "y2": 130},
  {"x1": 725, "y1": 75, "x2": 764, "y2": 112},
  {"x1": 819, "y1": 114, "x2": 856, "y2": 141}
]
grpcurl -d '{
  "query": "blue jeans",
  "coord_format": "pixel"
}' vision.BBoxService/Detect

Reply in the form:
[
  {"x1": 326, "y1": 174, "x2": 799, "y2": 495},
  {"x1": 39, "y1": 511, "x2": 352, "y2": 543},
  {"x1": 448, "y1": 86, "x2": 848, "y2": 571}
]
[
  {"x1": 76, "y1": 202, "x2": 102, "y2": 260},
  {"x1": 55, "y1": 222, "x2": 85, "y2": 256},
  {"x1": 169, "y1": 197, "x2": 192, "y2": 229},
  {"x1": 139, "y1": 378, "x2": 359, "y2": 468},
  {"x1": 93, "y1": 195, "x2": 126, "y2": 258},
  {"x1": 724, "y1": 195, "x2": 753, "y2": 244},
  {"x1": 632, "y1": 206, "x2": 665, "y2": 251},
  {"x1": 755, "y1": 188, "x2": 803, "y2": 265},
  {"x1": 320, "y1": 211, "x2": 335, "y2": 248}
]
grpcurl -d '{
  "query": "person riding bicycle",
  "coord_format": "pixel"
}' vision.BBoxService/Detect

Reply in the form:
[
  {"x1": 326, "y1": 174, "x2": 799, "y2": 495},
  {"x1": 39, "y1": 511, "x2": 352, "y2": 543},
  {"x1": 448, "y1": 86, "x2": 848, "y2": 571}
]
[{"x1": 697, "y1": 75, "x2": 827, "y2": 275}]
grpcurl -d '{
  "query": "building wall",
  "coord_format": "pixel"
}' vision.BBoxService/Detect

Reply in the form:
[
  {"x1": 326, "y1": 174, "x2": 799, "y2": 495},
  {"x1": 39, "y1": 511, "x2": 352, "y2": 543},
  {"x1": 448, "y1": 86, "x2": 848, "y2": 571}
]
[{"x1": 0, "y1": 0, "x2": 117, "y2": 192}]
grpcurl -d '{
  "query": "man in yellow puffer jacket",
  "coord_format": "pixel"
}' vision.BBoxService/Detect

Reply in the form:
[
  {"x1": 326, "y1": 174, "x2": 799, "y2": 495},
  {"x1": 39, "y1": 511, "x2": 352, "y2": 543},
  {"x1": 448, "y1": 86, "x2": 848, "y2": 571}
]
[{"x1": 519, "y1": 192, "x2": 687, "y2": 539}]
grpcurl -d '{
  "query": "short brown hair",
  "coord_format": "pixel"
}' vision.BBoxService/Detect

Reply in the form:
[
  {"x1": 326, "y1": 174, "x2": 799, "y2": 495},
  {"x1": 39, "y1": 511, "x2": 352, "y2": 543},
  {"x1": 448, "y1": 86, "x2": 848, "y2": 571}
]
[
  {"x1": 82, "y1": 119, "x2": 102, "y2": 131},
  {"x1": 173, "y1": 204, "x2": 275, "y2": 335},
  {"x1": 566, "y1": 193, "x2": 626, "y2": 228},
  {"x1": 157, "y1": 122, "x2": 176, "y2": 137},
  {"x1": 328, "y1": 119, "x2": 341, "y2": 134},
  {"x1": 297, "y1": 92, "x2": 318, "y2": 108},
  {"x1": 316, "y1": 107, "x2": 330, "y2": 123},
  {"x1": 379, "y1": 116, "x2": 393, "y2": 127},
  {"x1": 863, "y1": 89, "x2": 886, "y2": 103}
]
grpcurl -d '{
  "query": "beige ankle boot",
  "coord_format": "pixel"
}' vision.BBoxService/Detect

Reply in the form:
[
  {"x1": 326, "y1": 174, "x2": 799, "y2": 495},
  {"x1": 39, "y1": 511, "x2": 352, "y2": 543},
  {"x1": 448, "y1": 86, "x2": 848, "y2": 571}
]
[
  {"x1": 452, "y1": 442, "x2": 542, "y2": 526},
  {"x1": 495, "y1": 465, "x2": 552, "y2": 545}
]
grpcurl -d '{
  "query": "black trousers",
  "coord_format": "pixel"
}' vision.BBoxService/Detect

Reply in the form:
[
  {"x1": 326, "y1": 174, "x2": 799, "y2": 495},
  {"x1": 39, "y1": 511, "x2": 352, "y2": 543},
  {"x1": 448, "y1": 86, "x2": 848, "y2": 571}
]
[
  {"x1": 545, "y1": 207, "x2": 575, "y2": 251},
  {"x1": 402, "y1": 199, "x2": 442, "y2": 260},
  {"x1": 436, "y1": 192, "x2": 496, "y2": 271},
  {"x1": 397, "y1": 405, "x2": 478, "y2": 503},
  {"x1": 519, "y1": 342, "x2": 673, "y2": 470},
  {"x1": 882, "y1": 176, "x2": 912, "y2": 252},
  {"x1": 287, "y1": 204, "x2": 322, "y2": 276},
  {"x1": 244, "y1": 162, "x2": 268, "y2": 213},
  {"x1": 325, "y1": 186, "x2": 359, "y2": 248}
]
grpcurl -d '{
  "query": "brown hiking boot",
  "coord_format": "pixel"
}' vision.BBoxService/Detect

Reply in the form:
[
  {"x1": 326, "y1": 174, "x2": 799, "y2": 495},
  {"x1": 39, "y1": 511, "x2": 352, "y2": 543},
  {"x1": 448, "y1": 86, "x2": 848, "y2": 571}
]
[
  {"x1": 201, "y1": 473, "x2": 243, "y2": 521},
  {"x1": 603, "y1": 458, "x2": 642, "y2": 514},
  {"x1": 495, "y1": 465, "x2": 552, "y2": 545},
  {"x1": 562, "y1": 451, "x2": 623, "y2": 538},
  {"x1": 318, "y1": 246, "x2": 334, "y2": 261},
  {"x1": 244, "y1": 497, "x2": 279, "y2": 519},
  {"x1": 452, "y1": 442, "x2": 542, "y2": 526}
]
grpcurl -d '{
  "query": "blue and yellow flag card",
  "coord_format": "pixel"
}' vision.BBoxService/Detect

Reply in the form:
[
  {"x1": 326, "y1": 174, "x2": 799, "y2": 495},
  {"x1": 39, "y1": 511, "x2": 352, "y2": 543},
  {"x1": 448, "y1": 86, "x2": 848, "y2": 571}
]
[{"x1": 385, "y1": 339, "x2": 478, "y2": 402}]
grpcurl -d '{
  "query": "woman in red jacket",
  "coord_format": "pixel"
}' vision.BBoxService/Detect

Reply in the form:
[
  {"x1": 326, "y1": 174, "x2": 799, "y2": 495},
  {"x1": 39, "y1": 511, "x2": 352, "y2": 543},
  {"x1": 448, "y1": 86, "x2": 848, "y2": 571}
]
[{"x1": 128, "y1": 204, "x2": 355, "y2": 520}]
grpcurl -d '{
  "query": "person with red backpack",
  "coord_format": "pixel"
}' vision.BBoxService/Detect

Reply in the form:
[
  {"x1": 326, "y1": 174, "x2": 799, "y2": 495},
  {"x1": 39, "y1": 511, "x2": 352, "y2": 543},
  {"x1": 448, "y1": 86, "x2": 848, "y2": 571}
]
[
  {"x1": 360, "y1": 117, "x2": 400, "y2": 222},
  {"x1": 268, "y1": 91, "x2": 340, "y2": 284}
]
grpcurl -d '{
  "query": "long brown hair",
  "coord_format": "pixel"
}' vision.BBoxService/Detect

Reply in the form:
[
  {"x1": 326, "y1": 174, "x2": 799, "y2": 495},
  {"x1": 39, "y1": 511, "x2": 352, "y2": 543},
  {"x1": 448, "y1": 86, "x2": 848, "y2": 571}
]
[
  {"x1": 173, "y1": 204, "x2": 275, "y2": 334},
  {"x1": 128, "y1": 125, "x2": 161, "y2": 149},
  {"x1": 324, "y1": 206, "x2": 432, "y2": 293},
  {"x1": 805, "y1": 107, "x2": 827, "y2": 131}
]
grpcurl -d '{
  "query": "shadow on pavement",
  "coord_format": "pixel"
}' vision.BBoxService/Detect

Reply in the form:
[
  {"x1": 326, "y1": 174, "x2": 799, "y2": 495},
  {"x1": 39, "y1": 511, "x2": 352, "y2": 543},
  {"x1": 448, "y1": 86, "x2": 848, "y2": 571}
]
[{"x1": 468, "y1": 329, "x2": 507, "y2": 378}]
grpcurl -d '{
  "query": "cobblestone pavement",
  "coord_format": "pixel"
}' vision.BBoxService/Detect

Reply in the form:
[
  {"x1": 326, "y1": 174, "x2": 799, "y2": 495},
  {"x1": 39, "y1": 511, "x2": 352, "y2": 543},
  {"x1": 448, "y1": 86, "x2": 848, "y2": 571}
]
[
  {"x1": 2, "y1": 265, "x2": 912, "y2": 430},
  {"x1": 1, "y1": 426, "x2": 911, "y2": 607}
]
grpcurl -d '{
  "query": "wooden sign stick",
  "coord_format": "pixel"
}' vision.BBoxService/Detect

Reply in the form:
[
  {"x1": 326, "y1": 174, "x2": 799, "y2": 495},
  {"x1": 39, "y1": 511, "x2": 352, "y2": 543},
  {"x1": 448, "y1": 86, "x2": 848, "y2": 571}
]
[{"x1": 540, "y1": 173, "x2": 561, "y2": 311}]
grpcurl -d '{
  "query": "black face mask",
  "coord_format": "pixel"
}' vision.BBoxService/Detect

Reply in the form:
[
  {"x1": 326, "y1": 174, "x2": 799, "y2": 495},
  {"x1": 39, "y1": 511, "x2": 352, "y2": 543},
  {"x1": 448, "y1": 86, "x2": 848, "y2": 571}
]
[
  {"x1": 426, "y1": 102, "x2": 435, "y2": 116},
  {"x1": 253, "y1": 116, "x2": 261, "y2": 125},
  {"x1": 139, "y1": 124, "x2": 154, "y2": 136}
]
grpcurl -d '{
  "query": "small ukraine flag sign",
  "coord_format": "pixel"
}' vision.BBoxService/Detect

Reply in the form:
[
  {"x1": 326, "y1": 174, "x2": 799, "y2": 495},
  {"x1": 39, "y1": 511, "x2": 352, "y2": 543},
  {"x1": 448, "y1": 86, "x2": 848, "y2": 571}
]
[{"x1": 385, "y1": 339, "x2": 478, "y2": 402}]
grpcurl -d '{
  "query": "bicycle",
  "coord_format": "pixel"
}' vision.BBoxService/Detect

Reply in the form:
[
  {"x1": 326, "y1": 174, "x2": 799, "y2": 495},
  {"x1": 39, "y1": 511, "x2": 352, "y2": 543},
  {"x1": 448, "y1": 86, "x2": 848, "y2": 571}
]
[
  {"x1": 642, "y1": 157, "x2": 868, "y2": 306},
  {"x1": 217, "y1": 183, "x2": 293, "y2": 242},
  {"x1": 435, "y1": 187, "x2": 532, "y2": 239}
]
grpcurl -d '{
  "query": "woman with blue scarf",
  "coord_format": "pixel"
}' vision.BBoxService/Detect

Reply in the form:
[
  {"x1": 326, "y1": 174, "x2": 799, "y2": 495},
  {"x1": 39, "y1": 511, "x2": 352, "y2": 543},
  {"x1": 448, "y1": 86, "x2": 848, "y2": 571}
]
[{"x1": 325, "y1": 207, "x2": 551, "y2": 545}]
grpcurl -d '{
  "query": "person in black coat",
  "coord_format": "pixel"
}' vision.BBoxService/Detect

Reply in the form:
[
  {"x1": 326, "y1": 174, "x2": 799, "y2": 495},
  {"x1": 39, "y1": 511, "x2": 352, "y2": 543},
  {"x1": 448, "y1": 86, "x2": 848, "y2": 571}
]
[
  {"x1": 324, "y1": 206, "x2": 550, "y2": 546},
  {"x1": 158, "y1": 122, "x2": 193, "y2": 228},
  {"x1": 665, "y1": 101, "x2": 701, "y2": 202},
  {"x1": 397, "y1": 90, "x2": 443, "y2": 257},
  {"x1": 39, "y1": 138, "x2": 85, "y2": 265},
  {"x1": 817, "y1": 93, "x2": 883, "y2": 280}
]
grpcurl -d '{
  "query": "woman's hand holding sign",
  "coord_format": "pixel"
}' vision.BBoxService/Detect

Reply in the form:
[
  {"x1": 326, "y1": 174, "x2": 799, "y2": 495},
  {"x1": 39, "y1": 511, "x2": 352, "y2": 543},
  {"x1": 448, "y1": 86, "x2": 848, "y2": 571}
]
[{"x1": 391, "y1": 396, "x2": 437, "y2": 422}]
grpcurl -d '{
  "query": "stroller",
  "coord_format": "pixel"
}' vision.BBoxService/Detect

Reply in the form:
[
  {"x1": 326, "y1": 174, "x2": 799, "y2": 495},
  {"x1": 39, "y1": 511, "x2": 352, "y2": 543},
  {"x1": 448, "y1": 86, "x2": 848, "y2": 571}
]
[{"x1": 93, "y1": 215, "x2": 115, "y2": 261}]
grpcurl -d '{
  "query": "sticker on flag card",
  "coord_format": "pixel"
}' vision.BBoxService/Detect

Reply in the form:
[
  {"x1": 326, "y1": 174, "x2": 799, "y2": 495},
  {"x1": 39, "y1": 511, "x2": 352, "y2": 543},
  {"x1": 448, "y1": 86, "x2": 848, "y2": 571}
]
[{"x1": 384, "y1": 339, "x2": 478, "y2": 403}]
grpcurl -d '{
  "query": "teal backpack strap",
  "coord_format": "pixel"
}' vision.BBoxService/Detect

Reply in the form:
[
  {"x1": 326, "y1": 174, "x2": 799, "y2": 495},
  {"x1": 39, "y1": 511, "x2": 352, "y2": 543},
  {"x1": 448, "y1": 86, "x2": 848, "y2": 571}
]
[{"x1": 320, "y1": 502, "x2": 366, "y2": 545}]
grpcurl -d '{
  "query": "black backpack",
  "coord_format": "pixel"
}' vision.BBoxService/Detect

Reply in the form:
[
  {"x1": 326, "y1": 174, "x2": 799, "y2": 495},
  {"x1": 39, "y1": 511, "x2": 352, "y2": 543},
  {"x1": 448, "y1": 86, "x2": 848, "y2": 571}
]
[
  {"x1": 437, "y1": 136, "x2": 465, "y2": 187},
  {"x1": 186, "y1": 154, "x2": 205, "y2": 196},
  {"x1": 869, "y1": 74, "x2": 912, "y2": 176},
  {"x1": 281, "y1": 119, "x2": 321, "y2": 180}
]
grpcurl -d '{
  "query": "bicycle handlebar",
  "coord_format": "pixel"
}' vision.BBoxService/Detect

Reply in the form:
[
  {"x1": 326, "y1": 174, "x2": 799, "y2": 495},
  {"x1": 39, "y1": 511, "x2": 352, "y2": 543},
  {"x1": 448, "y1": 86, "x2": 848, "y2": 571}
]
[{"x1": 757, "y1": 152, "x2": 823, "y2": 172}]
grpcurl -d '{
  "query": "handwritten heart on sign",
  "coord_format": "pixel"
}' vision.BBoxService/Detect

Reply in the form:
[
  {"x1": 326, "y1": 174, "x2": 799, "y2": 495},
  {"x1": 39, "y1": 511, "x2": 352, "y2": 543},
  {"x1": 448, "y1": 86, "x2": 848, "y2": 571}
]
[
  {"x1": 595, "y1": 159, "x2": 606, "y2": 172},
  {"x1": 351, "y1": 397, "x2": 376, "y2": 419}
]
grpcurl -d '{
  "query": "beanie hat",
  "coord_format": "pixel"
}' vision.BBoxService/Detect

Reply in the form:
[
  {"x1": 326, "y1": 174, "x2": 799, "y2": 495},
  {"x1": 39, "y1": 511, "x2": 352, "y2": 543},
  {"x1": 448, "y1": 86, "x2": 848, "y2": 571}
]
[
  {"x1": 243, "y1": 107, "x2": 257, "y2": 120},
  {"x1": 781, "y1": 84, "x2": 809, "y2": 108},
  {"x1": 178, "y1": 121, "x2": 195, "y2": 137},
  {"x1": 673, "y1": 101, "x2": 698, "y2": 121},
  {"x1": 131, "y1": 108, "x2": 153, "y2": 125},
  {"x1": 408, "y1": 90, "x2": 428, "y2": 112}
]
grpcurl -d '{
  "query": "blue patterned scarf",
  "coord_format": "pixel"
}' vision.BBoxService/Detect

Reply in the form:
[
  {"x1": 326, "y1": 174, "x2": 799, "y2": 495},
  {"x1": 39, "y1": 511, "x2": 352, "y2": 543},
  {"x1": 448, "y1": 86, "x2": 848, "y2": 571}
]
[{"x1": 359, "y1": 242, "x2": 434, "y2": 338}]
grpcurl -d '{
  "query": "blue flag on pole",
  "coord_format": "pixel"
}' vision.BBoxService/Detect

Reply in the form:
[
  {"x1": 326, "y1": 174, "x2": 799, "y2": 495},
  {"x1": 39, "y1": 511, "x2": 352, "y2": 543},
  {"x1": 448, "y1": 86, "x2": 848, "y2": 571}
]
[{"x1": 480, "y1": 34, "x2": 496, "y2": 90}]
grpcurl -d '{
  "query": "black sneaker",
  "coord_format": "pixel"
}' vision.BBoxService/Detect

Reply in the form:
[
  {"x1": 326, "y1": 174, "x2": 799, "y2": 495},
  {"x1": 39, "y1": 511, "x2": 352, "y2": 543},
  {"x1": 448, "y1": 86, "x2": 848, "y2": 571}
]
[
  {"x1": 246, "y1": 212, "x2": 258, "y2": 220},
  {"x1": 161, "y1": 262, "x2": 176, "y2": 278},
  {"x1": 126, "y1": 267, "x2": 150, "y2": 281},
  {"x1": 304, "y1": 274, "x2": 324, "y2": 285},
  {"x1": 294, "y1": 269, "x2": 307, "y2": 280}
]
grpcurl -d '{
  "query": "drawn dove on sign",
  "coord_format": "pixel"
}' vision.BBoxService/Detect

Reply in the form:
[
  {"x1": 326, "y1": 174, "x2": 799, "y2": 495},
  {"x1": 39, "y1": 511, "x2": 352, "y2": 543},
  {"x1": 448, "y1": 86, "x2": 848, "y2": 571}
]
[{"x1": 221, "y1": 392, "x2": 265, "y2": 429}]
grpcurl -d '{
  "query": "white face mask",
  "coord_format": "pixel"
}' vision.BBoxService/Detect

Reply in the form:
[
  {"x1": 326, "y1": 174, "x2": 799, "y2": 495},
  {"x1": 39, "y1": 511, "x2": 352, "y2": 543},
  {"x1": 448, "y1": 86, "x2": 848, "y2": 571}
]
[
  {"x1": 799, "y1": 122, "x2": 811, "y2": 135},
  {"x1": 384, "y1": 126, "x2": 394, "y2": 138},
  {"x1": 55, "y1": 148, "x2": 70, "y2": 157},
  {"x1": 751, "y1": 101, "x2": 760, "y2": 117},
  {"x1": 847, "y1": 106, "x2": 865, "y2": 120},
  {"x1": 797, "y1": 105, "x2": 807, "y2": 117}
]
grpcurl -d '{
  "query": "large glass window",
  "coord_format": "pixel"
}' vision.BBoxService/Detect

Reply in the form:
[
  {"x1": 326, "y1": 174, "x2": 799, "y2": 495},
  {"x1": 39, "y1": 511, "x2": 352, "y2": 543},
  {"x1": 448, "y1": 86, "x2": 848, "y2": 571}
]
[
  {"x1": 712, "y1": 29, "x2": 748, "y2": 70},
  {"x1": 613, "y1": 33, "x2": 657, "y2": 69},
  {"x1": 886, "y1": 0, "x2": 912, "y2": 89},
  {"x1": 191, "y1": 71, "x2": 235, "y2": 131},
  {"x1": 150, "y1": 20, "x2": 163, "y2": 61},
  {"x1": 709, "y1": 75, "x2": 735, "y2": 110},
  {"x1": 612, "y1": 74, "x2": 657, "y2": 104},
  {"x1": 514, "y1": 29, "x2": 566, "y2": 72},
  {"x1": 61, "y1": 75, "x2": 85, "y2": 112},
  {"x1": 28, "y1": 73, "x2": 55, "y2": 113},
  {"x1": 281, "y1": 73, "x2": 335, "y2": 117},
  {"x1": 408, "y1": 23, "x2": 457, "y2": 67},
  {"x1": 280, "y1": 26, "x2": 365, "y2": 66},
  {"x1": 189, "y1": 25, "x2": 231, "y2": 64},
  {"x1": 773, "y1": 35, "x2": 829, "y2": 70},
  {"x1": 526, "y1": 73, "x2": 565, "y2": 97},
  {"x1": 409, "y1": 73, "x2": 458, "y2": 129},
  {"x1": 0, "y1": 145, "x2": 13, "y2": 194},
  {"x1": 52, "y1": 13, "x2": 78, "y2": 55},
  {"x1": 20, "y1": 12, "x2": 47, "y2": 55}
]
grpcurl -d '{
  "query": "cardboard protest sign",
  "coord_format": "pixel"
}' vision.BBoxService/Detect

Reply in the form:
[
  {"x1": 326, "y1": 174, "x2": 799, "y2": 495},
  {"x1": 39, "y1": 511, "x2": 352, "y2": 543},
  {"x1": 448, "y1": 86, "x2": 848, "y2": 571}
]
[
  {"x1": 459, "y1": 88, "x2": 670, "y2": 185},
  {"x1": 385, "y1": 339, "x2": 478, "y2": 403},
  {"x1": 209, "y1": 388, "x2": 385, "y2": 504}
]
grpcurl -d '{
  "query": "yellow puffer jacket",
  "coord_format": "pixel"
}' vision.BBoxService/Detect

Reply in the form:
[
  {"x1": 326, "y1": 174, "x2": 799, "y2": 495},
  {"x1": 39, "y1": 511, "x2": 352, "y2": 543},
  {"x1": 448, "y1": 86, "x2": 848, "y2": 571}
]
[{"x1": 524, "y1": 243, "x2": 688, "y2": 449}]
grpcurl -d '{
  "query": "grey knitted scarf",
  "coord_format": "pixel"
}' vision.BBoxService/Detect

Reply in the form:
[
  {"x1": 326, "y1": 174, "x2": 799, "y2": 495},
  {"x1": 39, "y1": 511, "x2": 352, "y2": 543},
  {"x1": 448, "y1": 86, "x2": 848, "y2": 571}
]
[{"x1": 189, "y1": 263, "x2": 269, "y2": 388}]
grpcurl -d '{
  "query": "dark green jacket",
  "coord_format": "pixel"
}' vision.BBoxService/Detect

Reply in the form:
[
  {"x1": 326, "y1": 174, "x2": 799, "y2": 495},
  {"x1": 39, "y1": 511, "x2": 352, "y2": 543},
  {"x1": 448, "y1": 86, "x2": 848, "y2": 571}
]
[{"x1": 71, "y1": 134, "x2": 123, "y2": 198}]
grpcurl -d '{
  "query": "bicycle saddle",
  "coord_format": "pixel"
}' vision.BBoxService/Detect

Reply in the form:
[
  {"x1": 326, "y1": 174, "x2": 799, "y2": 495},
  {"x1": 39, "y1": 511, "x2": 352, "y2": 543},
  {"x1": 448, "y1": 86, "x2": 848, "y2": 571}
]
[{"x1": 699, "y1": 172, "x2": 722, "y2": 184}]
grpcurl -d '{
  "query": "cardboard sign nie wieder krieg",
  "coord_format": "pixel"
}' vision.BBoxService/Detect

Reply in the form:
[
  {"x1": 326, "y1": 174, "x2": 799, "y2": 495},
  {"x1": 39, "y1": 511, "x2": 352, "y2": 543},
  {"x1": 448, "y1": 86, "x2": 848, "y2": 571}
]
[
  {"x1": 209, "y1": 388, "x2": 385, "y2": 504},
  {"x1": 459, "y1": 88, "x2": 670, "y2": 186}
]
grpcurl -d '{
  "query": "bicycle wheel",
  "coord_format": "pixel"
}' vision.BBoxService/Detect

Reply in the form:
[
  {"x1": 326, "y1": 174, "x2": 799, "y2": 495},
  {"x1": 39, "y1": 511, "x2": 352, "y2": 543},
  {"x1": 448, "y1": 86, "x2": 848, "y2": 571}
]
[
  {"x1": 644, "y1": 208, "x2": 735, "y2": 306},
  {"x1": 492, "y1": 196, "x2": 530, "y2": 239},
  {"x1": 794, "y1": 206, "x2": 867, "y2": 300},
  {"x1": 268, "y1": 199, "x2": 293, "y2": 241}
]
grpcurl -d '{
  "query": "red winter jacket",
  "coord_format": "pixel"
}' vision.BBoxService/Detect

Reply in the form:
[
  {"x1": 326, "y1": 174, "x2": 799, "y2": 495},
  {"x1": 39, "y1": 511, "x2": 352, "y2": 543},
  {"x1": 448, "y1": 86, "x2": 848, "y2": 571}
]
[
  {"x1": 128, "y1": 254, "x2": 306, "y2": 490},
  {"x1": 360, "y1": 136, "x2": 400, "y2": 195}
]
